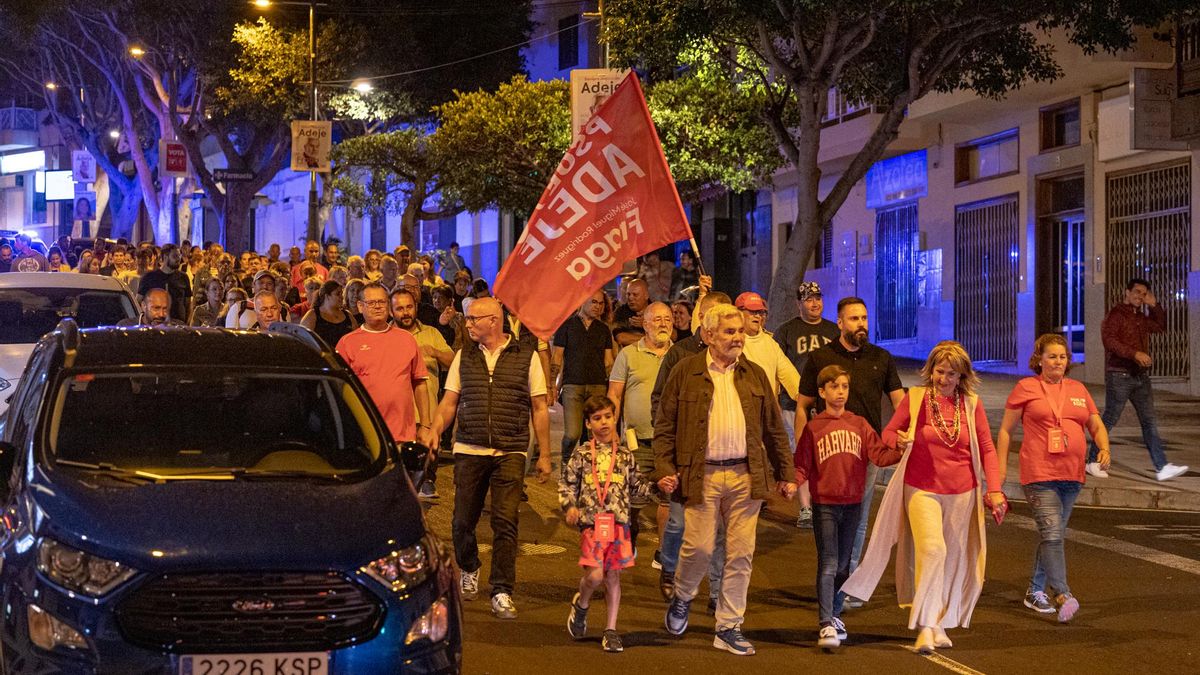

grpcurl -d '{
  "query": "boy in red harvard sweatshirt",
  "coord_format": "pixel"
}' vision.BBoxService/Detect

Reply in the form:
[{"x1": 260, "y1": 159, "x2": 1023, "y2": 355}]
[{"x1": 794, "y1": 365, "x2": 902, "y2": 650}]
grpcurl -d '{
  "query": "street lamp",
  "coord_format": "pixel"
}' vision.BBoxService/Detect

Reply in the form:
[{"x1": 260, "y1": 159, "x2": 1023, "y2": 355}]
[
  {"x1": 128, "y1": 46, "x2": 146, "y2": 58},
  {"x1": 252, "y1": 0, "x2": 325, "y2": 244},
  {"x1": 352, "y1": 79, "x2": 373, "y2": 94}
]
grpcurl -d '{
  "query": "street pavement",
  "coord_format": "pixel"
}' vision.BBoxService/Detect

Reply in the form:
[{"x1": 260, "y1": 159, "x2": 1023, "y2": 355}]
[{"x1": 423, "y1": 361, "x2": 1200, "y2": 674}]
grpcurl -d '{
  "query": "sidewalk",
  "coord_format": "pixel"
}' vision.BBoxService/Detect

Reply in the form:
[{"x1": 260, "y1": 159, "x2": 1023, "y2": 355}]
[{"x1": 896, "y1": 360, "x2": 1200, "y2": 512}]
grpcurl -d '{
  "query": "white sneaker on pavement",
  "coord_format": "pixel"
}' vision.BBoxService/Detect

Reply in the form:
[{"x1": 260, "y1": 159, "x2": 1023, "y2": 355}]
[
  {"x1": 1085, "y1": 462, "x2": 1109, "y2": 478},
  {"x1": 1156, "y1": 463, "x2": 1189, "y2": 482}
]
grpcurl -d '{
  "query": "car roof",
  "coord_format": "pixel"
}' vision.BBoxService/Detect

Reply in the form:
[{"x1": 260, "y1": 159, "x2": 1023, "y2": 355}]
[
  {"x1": 66, "y1": 327, "x2": 341, "y2": 371},
  {"x1": 0, "y1": 272, "x2": 130, "y2": 292}
]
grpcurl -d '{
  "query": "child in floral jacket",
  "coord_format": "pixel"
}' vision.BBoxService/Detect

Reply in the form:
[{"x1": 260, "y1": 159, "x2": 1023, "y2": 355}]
[{"x1": 559, "y1": 395, "x2": 651, "y2": 652}]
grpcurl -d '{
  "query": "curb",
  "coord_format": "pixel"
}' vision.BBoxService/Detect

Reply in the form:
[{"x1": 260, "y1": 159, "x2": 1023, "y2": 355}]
[{"x1": 1000, "y1": 479, "x2": 1200, "y2": 511}]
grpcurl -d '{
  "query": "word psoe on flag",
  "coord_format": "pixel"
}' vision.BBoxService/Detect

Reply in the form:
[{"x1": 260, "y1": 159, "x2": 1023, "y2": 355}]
[{"x1": 494, "y1": 73, "x2": 693, "y2": 340}]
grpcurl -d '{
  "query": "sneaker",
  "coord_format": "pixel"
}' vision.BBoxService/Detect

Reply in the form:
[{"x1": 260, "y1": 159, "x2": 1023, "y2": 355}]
[
  {"x1": 817, "y1": 624, "x2": 840, "y2": 649},
  {"x1": 651, "y1": 550, "x2": 663, "y2": 570},
  {"x1": 795, "y1": 506, "x2": 813, "y2": 529},
  {"x1": 491, "y1": 592, "x2": 518, "y2": 620},
  {"x1": 1023, "y1": 590, "x2": 1055, "y2": 614},
  {"x1": 844, "y1": 595, "x2": 865, "y2": 609},
  {"x1": 658, "y1": 569, "x2": 675, "y2": 601},
  {"x1": 418, "y1": 482, "x2": 439, "y2": 500},
  {"x1": 713, "y1": 627, "x2": 756, "y2": 655},
  {"x1": 1156, "y1": 463, "x2": 1189, "y2": 482},
  {"x1": 602, "y1": 629, "x2": 624, "y2": 653},
  {"x1": 567, "y1": 593, "x2": 588, "y2": 639},
  {"x1": 665, "y1": 597, "x2": 691, "y2": 635},
  {"x1": 831, "y1": 616, "x2": 848, "y2": 641},
  {"x1": 1057, "y1": 594, "x2": 1080, "y2": 623},
  {"x1": 1085, "y1": 462, "x2": 1109, "y2": 478},
  {"x1": 460, "y1": 569, "x2": 479, "y2": 601}
]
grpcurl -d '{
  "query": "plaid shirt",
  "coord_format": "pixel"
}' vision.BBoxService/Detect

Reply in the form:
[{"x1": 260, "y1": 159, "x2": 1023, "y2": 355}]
[{"x1": 558, "y1": 440, "x2": 651, "y2": 528}]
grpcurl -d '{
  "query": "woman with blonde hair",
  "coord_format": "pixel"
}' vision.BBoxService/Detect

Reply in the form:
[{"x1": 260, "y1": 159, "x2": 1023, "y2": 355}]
[
  {"x1": 363, "y1": 249, "x2": 383, "y2": 280},
  {"x1": 842, "y1": 340, "x2": 1005, "y2": 654},
  {"x1": 994, "y1": 334, "x2": 1109, "y2": 622}
]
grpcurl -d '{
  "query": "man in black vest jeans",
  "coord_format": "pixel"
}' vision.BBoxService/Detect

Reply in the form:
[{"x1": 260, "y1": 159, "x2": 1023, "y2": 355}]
[{"x1": 431, "y1": 297, "x2": 553, "y2": 620}]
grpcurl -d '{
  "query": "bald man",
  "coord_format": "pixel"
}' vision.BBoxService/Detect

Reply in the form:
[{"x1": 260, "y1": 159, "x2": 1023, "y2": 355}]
[
  {"x1": 613, "y1": 278, "x2": 650, "y2": 347},
  {"x1": 431, "y1": 296, "x2": 552, "y2": 620},
  {"x1": 117, "y1": 288, "x2": 184, "y2": 327}
]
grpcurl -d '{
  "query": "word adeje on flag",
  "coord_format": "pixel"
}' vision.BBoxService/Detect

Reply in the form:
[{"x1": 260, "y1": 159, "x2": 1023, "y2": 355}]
[{"x1": 494, "y1": 73, "x2": 694, "y2": 340}]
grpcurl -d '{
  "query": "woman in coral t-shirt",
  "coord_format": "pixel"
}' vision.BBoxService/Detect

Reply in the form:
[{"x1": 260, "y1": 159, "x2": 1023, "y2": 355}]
[{"x1": 995, "y1": 334, "x2": 1111, "y2": 624}]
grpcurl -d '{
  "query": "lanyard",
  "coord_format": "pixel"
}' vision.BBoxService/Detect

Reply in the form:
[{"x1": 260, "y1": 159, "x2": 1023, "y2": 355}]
[
  {"x1": 590, "y1": 438, "x2": 616, "y2": 505},
  {"x1": 1038, "y1": 378, "x2": 1067, "y2": 427}
]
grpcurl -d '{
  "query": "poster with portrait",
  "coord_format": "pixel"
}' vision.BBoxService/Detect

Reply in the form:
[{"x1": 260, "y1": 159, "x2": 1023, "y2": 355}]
[
  {"x1": 72, "y1": 150, "x2": 97, "y2": 183},
  {"x1": 72, "y1": 191, "x2": 97, "y2": 224},
  {"x1": 290, "y1": 120, "x2": 332, "y2": 172}
]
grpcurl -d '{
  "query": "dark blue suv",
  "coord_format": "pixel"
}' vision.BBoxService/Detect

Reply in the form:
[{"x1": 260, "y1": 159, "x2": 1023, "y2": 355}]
[{"x1": 0, "y1": 321, "x2": 461, "y2": 674}]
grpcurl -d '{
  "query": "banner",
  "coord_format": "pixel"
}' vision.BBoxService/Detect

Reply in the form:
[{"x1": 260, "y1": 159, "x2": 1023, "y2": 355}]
[
  {"x1": 159, "y1": 140, "x2": 189, "y2": 178},
  {"x1": 494, "y1": 73, "x2": 694, "y2": 340},
  {"x1": 290, "y1": 120, "x2": 333, "y2": 172}
]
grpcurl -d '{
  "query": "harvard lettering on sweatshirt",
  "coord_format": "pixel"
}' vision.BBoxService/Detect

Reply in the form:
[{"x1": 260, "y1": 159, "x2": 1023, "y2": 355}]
[{"x1": 794, "y1": 410, "x2": 902, "y2": 504}]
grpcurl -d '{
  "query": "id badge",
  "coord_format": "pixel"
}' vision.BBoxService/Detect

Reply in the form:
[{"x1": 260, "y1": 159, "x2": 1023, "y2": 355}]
[
  {"x1": 1047, "y1": 428, "x2": 1065, "y2": 454},
  {"x1": 593, "y1": 512, "x2": 616, "y2": 543}
]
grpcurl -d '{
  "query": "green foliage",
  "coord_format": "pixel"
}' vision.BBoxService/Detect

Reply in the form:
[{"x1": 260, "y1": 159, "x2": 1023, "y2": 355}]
[{"x1": 330, "y1": 128, "x2": 440, "y2": 214}]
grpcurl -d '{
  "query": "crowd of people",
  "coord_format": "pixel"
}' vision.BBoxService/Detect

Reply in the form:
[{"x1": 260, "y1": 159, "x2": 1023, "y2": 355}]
[{"x1": 3, "y1": 232, "x2": 1188, "y2": 657}]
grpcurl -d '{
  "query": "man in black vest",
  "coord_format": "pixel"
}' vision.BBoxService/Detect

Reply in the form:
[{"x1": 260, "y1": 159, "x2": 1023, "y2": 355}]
[{"x1": 431, "y1": 297, "x2": 552, "y2": 620}]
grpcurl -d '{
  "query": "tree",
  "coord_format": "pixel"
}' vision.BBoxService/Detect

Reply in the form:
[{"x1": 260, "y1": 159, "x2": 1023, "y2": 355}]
[{"x1": 604, "y1": 0, "x2": 1189, "y2": 326}]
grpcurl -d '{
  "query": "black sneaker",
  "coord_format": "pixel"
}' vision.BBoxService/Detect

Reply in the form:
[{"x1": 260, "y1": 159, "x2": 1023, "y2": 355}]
[
  {"x1": 1023, "y1": 590, "x2": 1055, "y2": 614},
  {"x1": 567, "y1": 592, "x2": 588, "y2": 639},
  {"x1": 602, "y1": 629, "x2": 624, "y2": 652},
  {"x1": 665, "y1": 597, "x2": 691, "y2": 635},
  {"x1": 658, "y1": 569, "x2": 675, "y2": 601},
  {"x1": 651, "y1": 550, "x2": 663, "y2": 570}
]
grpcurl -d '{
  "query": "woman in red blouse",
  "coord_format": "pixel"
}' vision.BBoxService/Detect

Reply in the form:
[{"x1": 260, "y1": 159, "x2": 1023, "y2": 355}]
[
  {"x1": 842, "y1": 341, "x2": 1005, "y2": 654},
  {"x1": 995, "y1": 334, "x2": 1110, "y2": 623}
]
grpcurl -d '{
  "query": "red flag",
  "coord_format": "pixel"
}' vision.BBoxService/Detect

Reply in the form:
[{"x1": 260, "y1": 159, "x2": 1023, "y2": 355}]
[{"x1": 493, "y1": 73, "x2": 693, "y2": 340}]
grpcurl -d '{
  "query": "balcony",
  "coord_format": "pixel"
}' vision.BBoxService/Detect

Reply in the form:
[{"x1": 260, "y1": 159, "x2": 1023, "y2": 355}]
[{"x1": 0, "y1": 107, "x2": 39, "y2": 152}]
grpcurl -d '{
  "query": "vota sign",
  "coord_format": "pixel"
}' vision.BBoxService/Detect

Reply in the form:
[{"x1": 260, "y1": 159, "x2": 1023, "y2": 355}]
[{"x1": 865, "y1": 149, "x2": 928, "y2": 209}]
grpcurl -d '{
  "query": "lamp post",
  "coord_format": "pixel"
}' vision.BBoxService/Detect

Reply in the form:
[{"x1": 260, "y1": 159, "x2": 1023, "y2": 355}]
[{"x1": 254, "y1": 0, "x2": 323, "y2": 243}]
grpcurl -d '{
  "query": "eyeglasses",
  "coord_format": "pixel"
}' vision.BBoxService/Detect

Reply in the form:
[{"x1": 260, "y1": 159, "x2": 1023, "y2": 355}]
[
  {"x1": 361, "y1": 300, "x2": 389, "y2": 308},
  {"x1": 745, "y1": 310, "x2": 768, "y2": 317},
  {"x1": 465, "y1": 314, "x2": 498, "y2": 324}
]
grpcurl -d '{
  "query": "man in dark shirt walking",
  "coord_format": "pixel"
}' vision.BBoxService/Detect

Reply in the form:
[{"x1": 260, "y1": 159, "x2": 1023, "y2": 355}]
[
  {"x1": 1088, "y1": 278, "x2": 1187, "y2": 481},
  {"x1": 551, "y1": 290, "x2": 614, "y2": 467},
  {"x1": 138, "y1": 244, "x2": 193, "y2": 323}
]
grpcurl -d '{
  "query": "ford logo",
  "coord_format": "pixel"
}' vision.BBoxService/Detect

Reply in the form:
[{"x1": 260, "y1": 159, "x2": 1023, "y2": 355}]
[{"x1": 232, "y1": 598, "x2": 276, "y2": 613}]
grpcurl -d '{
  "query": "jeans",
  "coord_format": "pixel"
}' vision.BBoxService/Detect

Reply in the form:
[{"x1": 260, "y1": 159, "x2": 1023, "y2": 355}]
[
  {"x1": 661, "y1": 500, "x2": 724, "y2": 599},
  {"x1": 812, "y1": 502, "x2": 861, "y2": 623},
  {"x1": 1088, "y1": 370, "x2": 1168, "y2": 471},
  {"x1": 451, "y1": 452, "x2": 525, "y2": 597},
  {"x1": 1023, "y1": 480, "x2": 1081, "y2": 597},
  {"x1": 560, "y1": 384, "x2": 608, "y2": 466}
]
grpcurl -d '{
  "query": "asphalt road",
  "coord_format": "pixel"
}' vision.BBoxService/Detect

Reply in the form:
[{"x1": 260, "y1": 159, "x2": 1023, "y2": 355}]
[{"x1": 421, "y1": 460, "x2": 1200, "y2": 675}]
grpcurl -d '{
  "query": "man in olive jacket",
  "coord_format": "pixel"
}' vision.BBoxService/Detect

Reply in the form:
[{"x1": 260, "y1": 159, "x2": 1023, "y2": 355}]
[{"x1": 652, "y1": 303, "x2": 796, "y2": 656}]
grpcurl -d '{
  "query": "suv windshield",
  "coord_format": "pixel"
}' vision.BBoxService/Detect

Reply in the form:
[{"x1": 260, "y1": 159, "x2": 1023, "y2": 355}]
[
  {"x1": 0, "y1": 288, "x2": 135, "y2": 344},
  {"x1": 47, "y1": 371, "x2": 384, "y2": 480}
]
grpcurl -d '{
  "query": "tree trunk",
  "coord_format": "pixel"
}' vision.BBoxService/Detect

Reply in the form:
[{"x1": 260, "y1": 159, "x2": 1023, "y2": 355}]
[
  {"x1": 106, "y1": 175, "x2": 144, "y2": 241},
  {"x1": 369, "y1": 173, "x2": 387, "y2": 250},
  {"x1": 399, "y1": 180, "x2": 429, "y2": 250},
  {"x1": 219, "y1": 183, "x2": 259, "y2": 254}
]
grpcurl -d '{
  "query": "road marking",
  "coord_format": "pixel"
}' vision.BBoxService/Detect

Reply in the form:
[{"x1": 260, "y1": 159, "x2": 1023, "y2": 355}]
[
  {"x1": 1007, "y1": 514, "x2": 1200, "y2": 576},
  {"x1": 901, "y1": 646, "x2": 988, "y2": 675}
]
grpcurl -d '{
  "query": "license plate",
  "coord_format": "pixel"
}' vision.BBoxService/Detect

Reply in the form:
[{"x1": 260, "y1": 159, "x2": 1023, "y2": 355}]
[{"x1": 179, "y1": 653, "x2": 329, "y2": 675}]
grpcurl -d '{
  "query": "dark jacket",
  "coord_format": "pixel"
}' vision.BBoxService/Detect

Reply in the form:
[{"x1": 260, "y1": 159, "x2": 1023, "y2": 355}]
[
  {"x1": 1101, "y1": 302, "x2": 1166, "y2": 374},
  {"x1": 651, "y1": 350, "x2": 792, "y2": 504}
]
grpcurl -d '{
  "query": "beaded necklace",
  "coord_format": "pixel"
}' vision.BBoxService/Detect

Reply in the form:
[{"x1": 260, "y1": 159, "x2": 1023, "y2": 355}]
[{"x1": 926, "y1": 388, "x2": 962, "y2": 446}]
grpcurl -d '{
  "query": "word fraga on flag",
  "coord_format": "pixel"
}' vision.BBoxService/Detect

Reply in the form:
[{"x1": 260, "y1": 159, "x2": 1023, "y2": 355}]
[{"x1": 493, "y1": 73, "x2": 694, "y2": 340}]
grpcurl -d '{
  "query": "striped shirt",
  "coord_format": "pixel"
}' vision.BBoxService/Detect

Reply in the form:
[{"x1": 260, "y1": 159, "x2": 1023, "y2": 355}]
[{"x1": 705, "y1": 352, "x2": 747, "y2": 461}]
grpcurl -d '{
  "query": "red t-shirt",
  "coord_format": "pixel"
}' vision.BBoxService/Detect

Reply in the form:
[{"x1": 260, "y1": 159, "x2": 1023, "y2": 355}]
[
  {"x1": 884, "y1": 392, "x2": 1002, "y2": 495},
  {"x1": 1005, "y1": 377, "x2": 1099, "y2": 485},
  {"x1": 794, "y1": 411, "x2": 902, "y2": 504},
  {"x1": 336, "y1": 326, "x2": 428, "y2": 442},
  {"x1": 291, "y1": 262, "x2": 329, "y2": 289}
]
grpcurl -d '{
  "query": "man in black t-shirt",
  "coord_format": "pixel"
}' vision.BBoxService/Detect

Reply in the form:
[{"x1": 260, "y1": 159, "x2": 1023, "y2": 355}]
[
  {"x1": 612, "y1": 278, "x2": 650, "y2": 348},
  {"x1": 774, "y1": 281, "x2": 841, "y2": 528},
  {"x1": 796, "y1": 296, "x2": 905, "y2": 582},
  {"x1": 138, "y1": 244, "x2": 193, "y2": 323},
  {"x1": 551, "y1": 289, "x2": 614, "y2": 466}
]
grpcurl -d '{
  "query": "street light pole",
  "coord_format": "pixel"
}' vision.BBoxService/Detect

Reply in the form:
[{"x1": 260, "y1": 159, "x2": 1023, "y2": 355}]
[{"x1": 306, "y1": 0, "x2": 320, "y2": 244}]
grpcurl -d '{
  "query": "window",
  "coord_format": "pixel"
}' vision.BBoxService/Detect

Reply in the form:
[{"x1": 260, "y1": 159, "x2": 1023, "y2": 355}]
[
  {"x1": 1040, "y1": 99, "x2": 1081, "y2": 151},
  {"x1": 955, "y1": 129, "x2": 1019, "y2": 185},
  {"x1": 558, "y1": 14, "x2": 579, "y2": 71}
]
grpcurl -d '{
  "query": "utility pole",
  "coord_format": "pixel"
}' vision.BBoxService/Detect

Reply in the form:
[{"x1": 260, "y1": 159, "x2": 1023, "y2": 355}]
[{"x1": 306, "y1": 0, "x2": 320, "y2": 244}]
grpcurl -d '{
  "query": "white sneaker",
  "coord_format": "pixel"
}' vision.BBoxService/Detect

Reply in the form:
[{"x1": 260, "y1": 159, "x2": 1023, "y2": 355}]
[
  {"x1": 1156, "y1": 463, "x2": 1189, "y2": 482},
  {"x1": 460, "y1": 569, "x2": 479, "y2": 601},
  {"x1": 1085, "y1": 462, "x2": 1109, "y2": 478},
  {"x1": 491, "y1": 592, "x2": 518, "y2": 619},
  {"x1": 817, "y1": 624, "x2": 840, "y2": 649}
]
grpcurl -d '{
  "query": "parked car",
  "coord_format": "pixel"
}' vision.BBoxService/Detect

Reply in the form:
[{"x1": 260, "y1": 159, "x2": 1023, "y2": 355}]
[
  {"x1": 0, "y1": 321, "x2": 462, "y2": 674},
  {"x1": 0, "y1": 272, "x2": 138, "y2": 417}
]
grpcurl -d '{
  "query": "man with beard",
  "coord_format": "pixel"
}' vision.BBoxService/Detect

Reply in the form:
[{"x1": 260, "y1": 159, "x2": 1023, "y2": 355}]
[
  {"x1": 607, "y1": 302, "x2": 674, "y2": 551},
  {"x1": 655, "y1": 303, "x2": 795, "y2": 655},
  {"x1": 392, "y1": 287, "x2": 454, "y2": 500},
  {"x1": 137, "y1": 244, "x2": 193, "y2": 323},
  {"x1": 117, "y1": 288, "x2": 185, "y2": 327},
  {"x1": 795, "y1": 296, "x2": 905, "y2": 601}
]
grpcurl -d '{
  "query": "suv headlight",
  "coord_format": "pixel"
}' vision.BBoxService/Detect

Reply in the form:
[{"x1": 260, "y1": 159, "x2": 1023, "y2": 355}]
[
  {"x1": 37, "y1": 539, "x2": 137, "y2": 597},
  {"x1": 363, "y1": 540, "x2": 429, "y2": 593}
]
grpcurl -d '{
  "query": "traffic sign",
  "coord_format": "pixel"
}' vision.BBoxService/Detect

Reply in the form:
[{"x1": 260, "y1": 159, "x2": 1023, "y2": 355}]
[{"x1": 213, "y1": 169, "x2": 255, "y2": 183}]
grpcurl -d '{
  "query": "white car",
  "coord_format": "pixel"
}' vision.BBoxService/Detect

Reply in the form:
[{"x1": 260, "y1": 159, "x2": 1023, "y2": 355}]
[{"x1": 0, "y1": 272, "x2": 137, "y2": 416}]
